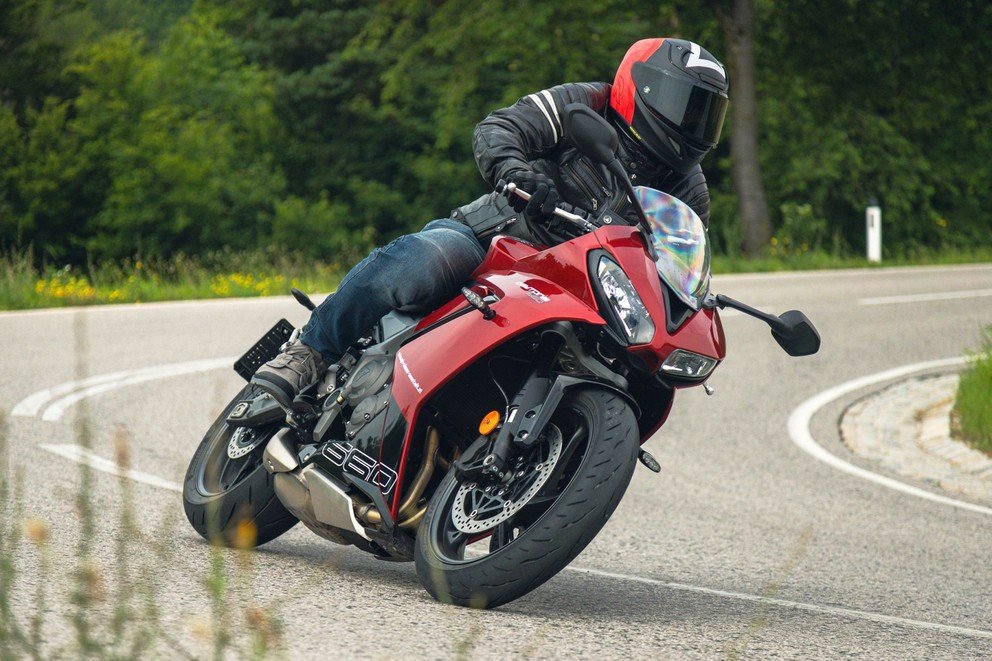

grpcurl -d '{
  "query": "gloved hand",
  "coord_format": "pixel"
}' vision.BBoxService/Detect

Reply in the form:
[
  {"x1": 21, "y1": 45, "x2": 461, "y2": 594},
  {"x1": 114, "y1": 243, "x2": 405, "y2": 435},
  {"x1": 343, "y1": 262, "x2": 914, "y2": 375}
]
[{"x1": 506, "y1": 170, "x2": 559, "y2": 223}]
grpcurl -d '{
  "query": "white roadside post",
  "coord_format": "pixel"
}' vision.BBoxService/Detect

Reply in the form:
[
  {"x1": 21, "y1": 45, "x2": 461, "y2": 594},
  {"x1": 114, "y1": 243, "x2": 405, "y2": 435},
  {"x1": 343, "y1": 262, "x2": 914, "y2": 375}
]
[{"x1": 866, "y1": 198, "x2": 882, "y2": 263}]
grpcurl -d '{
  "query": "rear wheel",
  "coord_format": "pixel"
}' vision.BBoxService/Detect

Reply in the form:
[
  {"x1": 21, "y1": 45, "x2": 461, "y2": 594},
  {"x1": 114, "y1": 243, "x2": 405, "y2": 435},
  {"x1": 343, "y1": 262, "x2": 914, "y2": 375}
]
[
  {"x1": 415, "y1": 387, "x2": 639, "y2": 608},
  {"x1": 183, "y1": 384, "x2": 298, "y2": 547}
]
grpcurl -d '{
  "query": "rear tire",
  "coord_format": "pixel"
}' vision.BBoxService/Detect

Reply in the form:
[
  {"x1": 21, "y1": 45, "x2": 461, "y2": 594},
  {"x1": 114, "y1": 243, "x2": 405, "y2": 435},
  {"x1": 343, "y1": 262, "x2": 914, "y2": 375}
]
[
  {"x1": 183, "y1": 384, "x2": 298, "y2": 547},
  {"x1": 415, "y1": 387, "x2": 638, "y2": 608}
]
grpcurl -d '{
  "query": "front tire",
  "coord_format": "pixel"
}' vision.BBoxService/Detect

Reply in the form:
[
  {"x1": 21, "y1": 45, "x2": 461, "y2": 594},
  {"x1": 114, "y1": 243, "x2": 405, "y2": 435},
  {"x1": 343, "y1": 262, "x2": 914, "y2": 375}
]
[
  {"x1": 415, "y1": 387, "x2": 639, "y2": 609},
  {"x1": 183, "y1": 384, "x2": 298, "y2": 547}
]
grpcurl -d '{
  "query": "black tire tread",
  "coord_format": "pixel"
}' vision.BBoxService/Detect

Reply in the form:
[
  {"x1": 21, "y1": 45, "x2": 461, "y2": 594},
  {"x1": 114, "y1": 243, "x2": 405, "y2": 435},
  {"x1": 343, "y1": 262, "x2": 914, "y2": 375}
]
[
  {"x1": 414, "y1": 387, "x2": 638, "y2": 608},
  {"x1": 182, "y1": 384, "x2": 298, "y2": 547}
]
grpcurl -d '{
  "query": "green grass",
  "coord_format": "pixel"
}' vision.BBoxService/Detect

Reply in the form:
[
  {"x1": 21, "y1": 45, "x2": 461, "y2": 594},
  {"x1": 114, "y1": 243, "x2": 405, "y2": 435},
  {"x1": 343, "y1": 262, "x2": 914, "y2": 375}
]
[
  {"x1": 954, "y1": 327, "x2": 992, "y2": 455},
  {"x1": 0, "y1": 248, "x2": 345, "y2": 311}
]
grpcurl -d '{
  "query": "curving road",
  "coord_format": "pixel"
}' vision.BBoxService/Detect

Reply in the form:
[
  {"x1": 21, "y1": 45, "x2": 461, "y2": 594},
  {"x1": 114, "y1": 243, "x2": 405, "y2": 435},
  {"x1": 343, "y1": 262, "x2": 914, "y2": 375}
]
[{"x1": 2, "y1": 264, "x2": 991, "y2": 658}]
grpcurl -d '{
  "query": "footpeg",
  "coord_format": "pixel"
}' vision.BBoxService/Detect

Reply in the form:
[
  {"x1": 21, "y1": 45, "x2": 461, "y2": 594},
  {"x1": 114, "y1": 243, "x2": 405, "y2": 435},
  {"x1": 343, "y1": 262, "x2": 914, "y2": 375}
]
[{"x1": 638, "y1": 449, "x2": 661, "y2": 473}]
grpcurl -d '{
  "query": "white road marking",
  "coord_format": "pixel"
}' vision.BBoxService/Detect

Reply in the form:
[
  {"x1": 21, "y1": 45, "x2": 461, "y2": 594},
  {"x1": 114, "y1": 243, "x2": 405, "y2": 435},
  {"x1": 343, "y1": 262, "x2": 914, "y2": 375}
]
[
  {"x1": 25, "y1": 353, "x2": 992, "y2": 638},
  {"x1": 787, "y1": 356, "x2": 992, "y2": 516},
  {"x1": 714, "y1": 263, "x2": 992, "y2": 283},
  {"x1": 0, "y1": 294, "x2": 323, "y2": 318},
  {"x1": 13, "y1": 357, "x2": 235, "y2": 421},
  {"x1": 40, "y1": 443, "x2": 182, "y2": 492},
  {"x1": 568, "y1": 566, "x2": 992, "y2": 639},
  {"x1": 858, "y1": 288, "x2": 992, "y2": 306}
]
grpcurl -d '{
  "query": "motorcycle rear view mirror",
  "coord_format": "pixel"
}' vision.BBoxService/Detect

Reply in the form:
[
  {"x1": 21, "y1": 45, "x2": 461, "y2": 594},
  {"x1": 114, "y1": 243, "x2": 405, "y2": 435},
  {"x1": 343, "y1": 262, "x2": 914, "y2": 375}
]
[
  {"x1": 562, "y1": 103, "x2": 655, "y2": 234},
  {"x1": 713, "y1": 295, "x2": 821, "y2": 357},
  {"x1": 562, "y1": 103, "x2": 618, "y2": 166},
  {"x1": 770, "y1": 310, "x2": 821, "y2": 357}
]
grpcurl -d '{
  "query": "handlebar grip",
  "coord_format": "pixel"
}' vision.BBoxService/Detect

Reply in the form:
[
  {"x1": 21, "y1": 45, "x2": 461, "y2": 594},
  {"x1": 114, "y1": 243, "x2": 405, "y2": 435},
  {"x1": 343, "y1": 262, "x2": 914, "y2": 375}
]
[{"x1": 496, "y1": 180, "x2": 596, "y2": 232}]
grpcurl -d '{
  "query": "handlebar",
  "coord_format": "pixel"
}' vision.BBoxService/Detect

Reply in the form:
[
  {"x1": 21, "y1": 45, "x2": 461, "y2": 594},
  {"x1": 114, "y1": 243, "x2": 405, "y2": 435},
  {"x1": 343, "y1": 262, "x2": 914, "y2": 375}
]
[{"x1": 495, "y1": 180, "x2": 598, "y2": 234}]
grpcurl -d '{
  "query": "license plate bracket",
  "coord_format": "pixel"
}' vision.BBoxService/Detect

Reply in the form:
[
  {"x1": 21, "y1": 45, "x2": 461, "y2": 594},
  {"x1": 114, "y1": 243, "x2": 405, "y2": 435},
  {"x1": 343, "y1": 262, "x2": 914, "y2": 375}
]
[{"x1": 233, "y1": 318, "x2": 296, "y2": 381}]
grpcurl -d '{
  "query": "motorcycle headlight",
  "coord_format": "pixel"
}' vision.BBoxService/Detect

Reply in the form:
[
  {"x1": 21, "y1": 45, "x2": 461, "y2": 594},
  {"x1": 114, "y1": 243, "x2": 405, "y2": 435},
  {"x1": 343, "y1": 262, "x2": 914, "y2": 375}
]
[
  {"x1": 596, "y1": 257, "x2": 655, "y2": 345},
  {"x1": 660, "y1": 349, "x2": 718, "y2": 381}
]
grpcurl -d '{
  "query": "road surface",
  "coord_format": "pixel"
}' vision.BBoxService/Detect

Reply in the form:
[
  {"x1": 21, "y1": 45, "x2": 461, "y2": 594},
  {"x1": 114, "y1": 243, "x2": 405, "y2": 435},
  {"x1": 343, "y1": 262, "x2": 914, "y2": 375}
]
[{"x1": 2, "y1": 264, "x2": 991, "y2": 658}]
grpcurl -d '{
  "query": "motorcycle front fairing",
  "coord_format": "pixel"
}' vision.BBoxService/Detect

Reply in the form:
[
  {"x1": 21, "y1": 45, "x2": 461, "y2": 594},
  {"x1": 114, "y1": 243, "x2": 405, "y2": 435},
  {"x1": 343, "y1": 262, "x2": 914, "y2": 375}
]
[
  {"x1": 600, "y1": 224, "x2": 726, "y2": 373},
  {"x1": 330, "y1": 196, "x2": 724, "y2": 521},
  {"x1": 387, "y1": 236, "x2": 613, "y2": 520}
]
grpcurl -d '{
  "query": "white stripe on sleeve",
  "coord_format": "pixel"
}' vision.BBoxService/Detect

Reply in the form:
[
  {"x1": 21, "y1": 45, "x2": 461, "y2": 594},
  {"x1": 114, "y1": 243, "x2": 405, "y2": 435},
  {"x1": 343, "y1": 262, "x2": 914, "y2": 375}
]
[{"x1": 526, "y1": 92, "x2": 560, "y2": 143}]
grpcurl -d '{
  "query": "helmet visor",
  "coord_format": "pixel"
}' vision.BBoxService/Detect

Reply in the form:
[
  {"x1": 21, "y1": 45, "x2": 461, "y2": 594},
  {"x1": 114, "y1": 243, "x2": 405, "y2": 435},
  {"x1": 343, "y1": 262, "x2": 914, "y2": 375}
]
[{"x1": 631, "y1": 62, "x2": 728, "y2": 145}]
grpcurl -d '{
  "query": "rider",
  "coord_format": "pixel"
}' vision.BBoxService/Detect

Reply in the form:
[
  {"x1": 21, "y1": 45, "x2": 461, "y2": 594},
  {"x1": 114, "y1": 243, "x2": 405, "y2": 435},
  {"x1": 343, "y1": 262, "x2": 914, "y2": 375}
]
[{"x1": 252, "y1": 38, "x2": 730, "y2": 407}]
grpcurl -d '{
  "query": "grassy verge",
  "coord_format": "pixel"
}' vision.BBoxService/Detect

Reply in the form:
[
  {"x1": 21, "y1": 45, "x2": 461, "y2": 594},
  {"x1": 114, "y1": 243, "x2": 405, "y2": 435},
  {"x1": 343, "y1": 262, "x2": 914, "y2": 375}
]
[
  {"x1": 953, "y1": 327, "x2": 992, "y2": 456},
  {"x1": 1, "y1": 249, "x2": 345, "y2": 311}
]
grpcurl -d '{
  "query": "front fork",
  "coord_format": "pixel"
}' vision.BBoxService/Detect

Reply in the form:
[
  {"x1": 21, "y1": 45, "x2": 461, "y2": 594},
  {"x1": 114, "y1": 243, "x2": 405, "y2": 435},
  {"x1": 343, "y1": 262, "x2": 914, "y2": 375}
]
[
  {"x1": 454, "y1": 323, "x2": 635, "y2": 483},
  {"x1": 454, "y1": 330, "x2": 563, "y2": 482}
]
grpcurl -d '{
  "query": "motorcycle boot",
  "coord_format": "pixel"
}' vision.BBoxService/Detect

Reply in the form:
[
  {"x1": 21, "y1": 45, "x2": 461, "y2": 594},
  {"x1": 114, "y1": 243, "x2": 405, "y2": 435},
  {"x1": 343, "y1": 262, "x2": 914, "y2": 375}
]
[{"x1": 250, "y1": 340, "x2": 326, "y2": 408}]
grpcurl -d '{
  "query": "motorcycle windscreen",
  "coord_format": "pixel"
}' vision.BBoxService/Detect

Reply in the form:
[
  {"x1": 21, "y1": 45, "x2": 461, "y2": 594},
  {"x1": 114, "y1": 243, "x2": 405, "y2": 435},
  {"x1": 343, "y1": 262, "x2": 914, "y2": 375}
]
[{"x1": 634, "y1": 186, "x2": 711, "y2": 310}]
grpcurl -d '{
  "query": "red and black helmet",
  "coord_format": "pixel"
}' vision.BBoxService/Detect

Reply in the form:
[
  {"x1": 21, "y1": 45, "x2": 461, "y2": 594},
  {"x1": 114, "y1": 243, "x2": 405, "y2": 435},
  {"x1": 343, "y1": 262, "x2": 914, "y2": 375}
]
[{"x1": 609, "y1": 38, "x2": 729, "y2": 173}]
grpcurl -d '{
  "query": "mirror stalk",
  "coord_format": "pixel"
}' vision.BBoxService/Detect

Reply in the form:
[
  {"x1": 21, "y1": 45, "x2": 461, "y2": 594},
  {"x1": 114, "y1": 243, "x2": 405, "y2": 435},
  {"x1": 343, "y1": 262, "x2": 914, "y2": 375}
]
[
  {"x1": 713, "y1": 294, "x2": 821, "y2": 357},
  {"x1": 714, "y1": 294, "x2": 788, "y2": 333}
]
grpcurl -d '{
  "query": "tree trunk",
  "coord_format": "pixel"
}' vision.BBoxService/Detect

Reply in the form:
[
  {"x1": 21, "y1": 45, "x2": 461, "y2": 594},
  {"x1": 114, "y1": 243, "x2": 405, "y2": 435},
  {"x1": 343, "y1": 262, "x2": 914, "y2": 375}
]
[{"x1": 711, "y1": 0, "x2": 771, "y2": 257}]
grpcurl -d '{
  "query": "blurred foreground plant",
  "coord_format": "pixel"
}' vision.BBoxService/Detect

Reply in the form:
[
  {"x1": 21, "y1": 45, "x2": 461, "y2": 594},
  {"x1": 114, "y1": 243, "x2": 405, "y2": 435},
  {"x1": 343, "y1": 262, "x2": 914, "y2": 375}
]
[{"x1": 0, "y1": 314, "x2": 285, "y2": 658}]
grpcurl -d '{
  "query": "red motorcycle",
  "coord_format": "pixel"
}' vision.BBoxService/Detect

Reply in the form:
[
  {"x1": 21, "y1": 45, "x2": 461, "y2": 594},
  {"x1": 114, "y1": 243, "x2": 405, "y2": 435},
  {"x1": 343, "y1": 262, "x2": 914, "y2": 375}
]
[{"x1": 183, "y1": 105, "x2": 819, "y2": 608}]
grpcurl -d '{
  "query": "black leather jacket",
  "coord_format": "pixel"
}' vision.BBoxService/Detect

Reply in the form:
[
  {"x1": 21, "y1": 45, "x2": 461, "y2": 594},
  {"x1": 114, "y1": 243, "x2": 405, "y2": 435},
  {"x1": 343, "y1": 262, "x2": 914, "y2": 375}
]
[{"x1": 451, "y1": 81, "x2": 711, "y2": 246}]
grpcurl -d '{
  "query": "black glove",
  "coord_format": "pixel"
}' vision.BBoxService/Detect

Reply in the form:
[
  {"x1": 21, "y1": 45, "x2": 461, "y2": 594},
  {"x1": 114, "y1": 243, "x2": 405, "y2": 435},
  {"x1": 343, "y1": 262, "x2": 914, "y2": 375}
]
[{"x1": 506, "y1": 170, "x2": 559, "y2": 223}]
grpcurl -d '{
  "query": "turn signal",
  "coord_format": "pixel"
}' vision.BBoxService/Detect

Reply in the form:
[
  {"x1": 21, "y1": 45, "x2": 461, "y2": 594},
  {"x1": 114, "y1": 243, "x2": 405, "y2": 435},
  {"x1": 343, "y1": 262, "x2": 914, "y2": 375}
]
[{"x1": 479, "y1": 410, "x2": 501, "y2": 435}]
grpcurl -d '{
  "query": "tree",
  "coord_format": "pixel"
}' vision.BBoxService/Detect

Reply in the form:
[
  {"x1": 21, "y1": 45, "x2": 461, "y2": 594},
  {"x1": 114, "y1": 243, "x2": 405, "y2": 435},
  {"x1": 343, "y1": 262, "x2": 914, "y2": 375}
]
[
  {"x1": 80, "y1": 10, "x2": 287, "y2": 259},
  {"x1": 708, "y1": 0, "x2": 771, "y2": 256},
  {"x1": 763, "y1": 0, "x2": 992, "y2": 253}
]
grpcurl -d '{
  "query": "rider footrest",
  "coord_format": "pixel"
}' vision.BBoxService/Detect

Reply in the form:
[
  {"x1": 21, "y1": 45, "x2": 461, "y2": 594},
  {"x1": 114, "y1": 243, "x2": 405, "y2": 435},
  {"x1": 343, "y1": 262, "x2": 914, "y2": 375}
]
[
  {"x1": 234, "y1": 318, "x2": 296, "y2": 382},
  {"x1": 638, "y1": 449, "x2": 662, "y2": 473}
]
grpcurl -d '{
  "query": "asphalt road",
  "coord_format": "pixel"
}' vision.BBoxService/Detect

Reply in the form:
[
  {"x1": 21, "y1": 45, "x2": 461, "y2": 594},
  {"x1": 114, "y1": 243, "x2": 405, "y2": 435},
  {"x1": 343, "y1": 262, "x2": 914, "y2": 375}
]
[{"x1": 2, "y1": 264, "x2": 991, "y2": 659}]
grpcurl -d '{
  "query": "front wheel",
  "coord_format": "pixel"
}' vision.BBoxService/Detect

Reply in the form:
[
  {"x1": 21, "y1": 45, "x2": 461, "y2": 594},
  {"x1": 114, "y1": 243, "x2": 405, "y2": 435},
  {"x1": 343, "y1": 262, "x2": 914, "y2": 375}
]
[
  {"x1": 415, "y1": 387, "x2": 639, "y2": 609},
  {"x1": 183, "y1": 384, "x2": 298, "y2": 547}
]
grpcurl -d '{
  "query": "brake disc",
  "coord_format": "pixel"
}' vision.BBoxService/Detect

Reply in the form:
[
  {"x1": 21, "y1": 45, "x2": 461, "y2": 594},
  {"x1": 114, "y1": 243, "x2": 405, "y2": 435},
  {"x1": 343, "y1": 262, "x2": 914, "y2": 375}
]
[
  {"x1": 451, "y1": 424, "x2": 563, "y2": 534},
  {"x1": 227, "y1": 426, "x2": 265, "y2": 459}
]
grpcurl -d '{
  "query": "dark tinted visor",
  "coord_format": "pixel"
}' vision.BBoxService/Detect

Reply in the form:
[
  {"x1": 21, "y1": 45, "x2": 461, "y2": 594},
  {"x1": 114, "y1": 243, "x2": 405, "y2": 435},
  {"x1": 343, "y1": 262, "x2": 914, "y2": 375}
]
[{"x1": 631, "y1": 62, "x2": 728, "y2": 144}]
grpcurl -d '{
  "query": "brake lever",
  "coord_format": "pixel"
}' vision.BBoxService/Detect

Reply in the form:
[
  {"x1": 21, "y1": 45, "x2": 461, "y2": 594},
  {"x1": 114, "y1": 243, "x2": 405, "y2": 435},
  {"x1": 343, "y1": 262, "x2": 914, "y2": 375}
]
[{"x1": 496, "y1": 180, "x2": 597, "y2": 233}]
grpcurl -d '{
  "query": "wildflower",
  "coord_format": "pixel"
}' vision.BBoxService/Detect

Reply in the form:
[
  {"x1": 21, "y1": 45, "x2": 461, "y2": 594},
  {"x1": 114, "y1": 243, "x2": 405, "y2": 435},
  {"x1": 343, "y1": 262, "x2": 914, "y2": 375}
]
[
  {"x1": 25, "y1": 518, "x2": 49, "y2": 545},
  {"x1": 232, "y1": 518, "x2": 257, "y2": 551}
]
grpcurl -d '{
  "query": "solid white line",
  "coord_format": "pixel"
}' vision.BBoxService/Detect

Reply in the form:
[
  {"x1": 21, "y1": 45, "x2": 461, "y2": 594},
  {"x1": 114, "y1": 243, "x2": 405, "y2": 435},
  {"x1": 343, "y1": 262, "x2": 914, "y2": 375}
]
[
  {"x1": 12, "y1": 371, "x2": 127, "y2": 417},
  {"x1": 713, "y1": 263, "x2": 992, "y2": 283},
  {"x1": 787, "y1": 356, "x2": 992, "y2": 516},
  {"x1": 858, "y1": 288, "x2": 992, "y2": 306},
  {"x1": 39, "y1": 443, "x2": 182, "y2": 493},
  {"x1": 567, "y1": 566, "x2": 992, "y2": 639},
  {"x1": 13, "y1": 357, "x2": 235, "y2": 421}
]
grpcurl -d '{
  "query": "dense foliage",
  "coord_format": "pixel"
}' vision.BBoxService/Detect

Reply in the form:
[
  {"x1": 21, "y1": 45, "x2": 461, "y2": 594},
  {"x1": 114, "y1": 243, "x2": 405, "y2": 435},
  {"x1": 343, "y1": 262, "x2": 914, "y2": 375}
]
[{"x1": 1, "y1": 0, "x2": 989, "y2": 265}]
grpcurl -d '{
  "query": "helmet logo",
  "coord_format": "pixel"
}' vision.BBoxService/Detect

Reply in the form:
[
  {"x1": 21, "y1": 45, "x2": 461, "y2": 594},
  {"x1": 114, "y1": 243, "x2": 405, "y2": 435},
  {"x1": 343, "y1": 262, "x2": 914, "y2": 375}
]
[{"x1": 686, "y1": 42, "x2": 726, "y2": 79}]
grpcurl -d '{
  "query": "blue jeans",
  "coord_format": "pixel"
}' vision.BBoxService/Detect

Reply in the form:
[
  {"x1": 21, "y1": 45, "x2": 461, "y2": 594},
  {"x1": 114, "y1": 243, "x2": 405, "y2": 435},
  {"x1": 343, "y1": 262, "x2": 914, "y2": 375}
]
[{"x1": 300, "y1": 219, "x2": 487, "y2": 363}]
